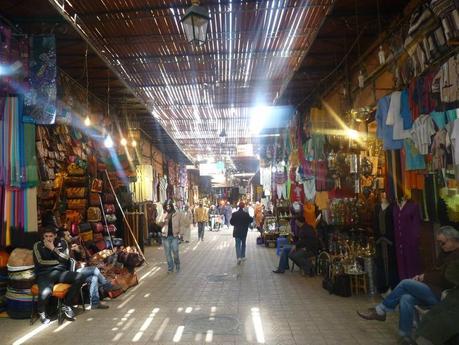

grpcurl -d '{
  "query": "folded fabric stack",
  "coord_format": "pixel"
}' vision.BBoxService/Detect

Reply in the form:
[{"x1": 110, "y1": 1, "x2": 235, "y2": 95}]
[{"x1": 6, "y1": 249, "x2": 35, "y2": 319}]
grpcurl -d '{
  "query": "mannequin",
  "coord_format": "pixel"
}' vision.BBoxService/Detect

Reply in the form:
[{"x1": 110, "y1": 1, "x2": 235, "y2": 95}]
[
  {"x1": 374, "y1": 192, "x2": 399, "y2": 292},
  {"x1": 393, "y1": 194, "x2": 422, "y2": 280}
]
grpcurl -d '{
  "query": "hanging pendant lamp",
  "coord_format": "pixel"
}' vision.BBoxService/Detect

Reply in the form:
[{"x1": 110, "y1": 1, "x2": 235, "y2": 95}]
[{"x1": 181, "y1": 0, "x2": 210, "y2": 45}]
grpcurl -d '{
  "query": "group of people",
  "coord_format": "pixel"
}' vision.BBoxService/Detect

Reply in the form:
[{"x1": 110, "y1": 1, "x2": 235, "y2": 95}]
[{"x1": 33, "y1": 212, "x2": 120, "y2": 324}]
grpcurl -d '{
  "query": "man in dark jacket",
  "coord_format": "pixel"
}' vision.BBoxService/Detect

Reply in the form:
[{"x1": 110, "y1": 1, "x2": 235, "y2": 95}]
[
  {"x1": 273, "y1": 216, "x2": 319, "y2": 275},
  {"x1": 357, "y1": 226, "x2": 459, "y2": 344},
  {"x1": 33, "y1": 226, "x2": 85, "y2": 324},
  {"x1": 230, "y1": 202, "x2": 253, "y2": 265}
]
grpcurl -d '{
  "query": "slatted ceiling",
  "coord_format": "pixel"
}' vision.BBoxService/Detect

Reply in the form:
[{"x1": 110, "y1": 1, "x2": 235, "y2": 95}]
[{"x1": 45, "y1": 0, "x2": 333, "y2": 161}]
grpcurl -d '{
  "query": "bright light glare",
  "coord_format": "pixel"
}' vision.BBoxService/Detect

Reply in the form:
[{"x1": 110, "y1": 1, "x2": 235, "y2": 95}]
[
  {"x1": 104, "y1": 134, "x2": 114, "y2": 148},
  {"x1": 205, "y1": 330, "x2": 213, "y2": 343},
  {"x1": 84, "y1": 116, "x2": 91, "y2": 127},
  {"x1": 250, "y1": 105, "x2": 270, "y2": 134},
  {"x1": 12, "y1": 321, "x2": 55, "y2": 345},
  {"x1": 173, "y1": 325, "x2": 185, "y2": 342},
  {"x1": 251, "y1": 307, "x2": 266, "y2": 344},
  {"x1": 131, "y1": 139, "x2": 137, "y2": 147},
  {"x1": 347, "y1": 129, "x2": 359, "y2": 140},
  {"x1": 121, "y1": 138, "x2": 127, "y2": 146}
]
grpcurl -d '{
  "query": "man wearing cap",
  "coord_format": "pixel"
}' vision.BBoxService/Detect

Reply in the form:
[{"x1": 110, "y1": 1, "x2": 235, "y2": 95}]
[
  {"x1": 33, "y1": 226, "x2": 86, "y2": 324},
  {"x1": 230, "y1": 202, "x2": 253, "y2": 265}
]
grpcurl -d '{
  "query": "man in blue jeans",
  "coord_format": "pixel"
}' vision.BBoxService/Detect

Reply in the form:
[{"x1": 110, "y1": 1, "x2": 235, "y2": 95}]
[
  {"x1": 273, "y1": 216, "x2": 318, "y2": 275},
  {"x1": 230, "y1": 202, "x2": 253, "y2": 265},
  {"x1": 59, "y1": 230, "x2": 121, "y2": 309},
  {"x1": 159, "y1": 200, "x2": 187, "y2": 273},
  {"x1": 357, "y1": 226, "x2": 459, "y2": 345}
]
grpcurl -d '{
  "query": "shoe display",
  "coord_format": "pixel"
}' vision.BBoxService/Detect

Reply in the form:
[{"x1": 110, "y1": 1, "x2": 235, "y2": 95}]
[
  {"x1": 62, "y1": 304, "x2": 75, "y2": 320},
  {"x1": 272, "y1": 269, "x2": 284, "y2": 274},
  {"x1": 356, "y1": 308, "x2": 386, "y2": 321},
  {"x1": 38, "y1": 312, "x2": 51, "y2": 324},
  {"x1": 92, "y1": 303, "x2": 109, "y2": 309}
]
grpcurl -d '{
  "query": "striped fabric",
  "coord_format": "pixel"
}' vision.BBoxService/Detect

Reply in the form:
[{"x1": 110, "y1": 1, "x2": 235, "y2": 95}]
[{"x1": 0, "y1": 97, "x2": 39, "y2": 245}]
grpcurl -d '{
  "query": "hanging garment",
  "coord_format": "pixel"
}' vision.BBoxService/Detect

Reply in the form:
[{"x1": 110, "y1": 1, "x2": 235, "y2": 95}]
[
  {"x1": 315, "y1": 191, "x2": 329, "y2": 210},
  {"x1": 302, "y1": 178, "x2": 316, "y2": 202},
  {"x1": 376, "y1": 96, "x2": 403, "y2": 150},
  {"x1": 410, "y1": 114, "x2": 436, "y2": 155},
  {"x1": 393, "y1": 201, "x2": 422, "y2": 280},
  {"x1": 403, "y1": 138, "x2": 426, "y2": 170},
  {"x1": 303, "y1": 202, "x2": 316, "y2": 228},
  {"x1": 315, "y1": 161, "x2": 328, "y2": 191},
  {"x1": 431, "y1": 129, "x2": 448, "y2": 170},
  {"x1": 24, "y1": 36, "x2": 57, "y2": 124},
  {"x1": 374, "y1": 204, "x2": 399, "y2": 291},
  {"x1": 290, "y1": 183, "x2": 305, "y2": 203}
]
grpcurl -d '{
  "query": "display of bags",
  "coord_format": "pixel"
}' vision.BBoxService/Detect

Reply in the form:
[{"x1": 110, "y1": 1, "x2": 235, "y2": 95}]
[
  {"x1": 87, "y1": 207, "x2": 102, "y2": 222},
  {"x1": 65, "y1": 176, "x2": 87, "y2": 186},
  {"x1": 78, "y1": 223, "x2": 91, "y2": 233},
  {"x1": 89, "y1": 192, "x2": 100, "y2": 206},
  {"x1": 67, "y1": 199, "x2": 87, "y2": 210},
  {"x1": 104, "y1": 204, "x2": 116, "y2": 214},
  {"x1": 65, "y1": 188, "x2": 86, "y2": 198},
  {"x1": 105, "y1": 214, "x2": 117, "y2": 223},
  {"x1": 91, "y1": 222, "x2": 104, "y2": 233},
  {"x1": 65, "y1": 210, "x2": 82, "y2": 224},
  {"x1": 67, "y1": 163, "x2": 85, "y2": 176},
  {"x1": 104, "y1": 224, "x2": 117, "y2": 234},
  {"x1": 80, "y1": 231, "x2": 93, "y2": 242},
  {"x1": 103, "y1": 194, "x2": 115, "y2": 204},
  {"x1": 90, "y1": 178, "x2": 103, "y2": 193}
]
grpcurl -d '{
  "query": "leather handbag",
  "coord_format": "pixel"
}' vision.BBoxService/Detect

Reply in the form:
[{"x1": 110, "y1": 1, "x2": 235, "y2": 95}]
[
  {"x1": 67, "y1": 199, "x2": 88, "y2": 210},
  {"x1": 90, "y1": 178, "x2": 103, "y2": 193},
  {"x1": 103, "y1": 194, "x2": 115, "y2": 204},
  {"x1": 93, "y1": 233, "x2": 104, "y2": 242},
  {"x1": 65, "y1": 188, "x2": 86, "y2": 199},
  {"x1": 67, "y1": 163, "x2": 85, "y2": 176},
  {"x1": 78, "y1": 223, "x2": 91, "y2": 233},
  {"x1": 65, "y1": 176, "x2": 87, "y2": 186},
  {"x1": 89, "y1": 193, "x2": 100, "y2": 206},
  {"x1": 91, "y1": 222, "x2": 104, "y2": 233},
  {"x1": 104, "y1": 204, "x2": 116, "y2": 214},
  {"x1": 80, "y1": 231, "x2": 93, "y2": 242},
  {"x1": 65, "y1": 210, "x2": 82, "y2": 223},
  {"x1": 87, "y1": 207, "x2": 102, "y2": 222},
  {"x1": 70, "y1": 223, "x2": 79, "y2": 237},
  {"x1": 95, "y1": 240, "x2": 106, "y2": 251},
  {"x1": 106, "y1": 214, "x2": 117, "y2": 223},
  {"x1": 104, "y1": 224, "x2": 117, "y2": 234}
]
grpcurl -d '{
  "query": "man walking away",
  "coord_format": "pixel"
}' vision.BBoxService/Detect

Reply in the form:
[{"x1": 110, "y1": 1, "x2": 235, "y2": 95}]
[
  {"x1": 230, "y1": 202, "x2": 253, "y2": 265},
  {"x1": 194, "y1": 202, "x2": 208, "y2": 241}
]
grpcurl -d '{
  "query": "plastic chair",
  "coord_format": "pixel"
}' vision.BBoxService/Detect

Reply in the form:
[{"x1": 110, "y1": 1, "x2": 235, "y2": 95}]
[{"x1": 276, "y1": 237, "x2": 289, "y2": 256}]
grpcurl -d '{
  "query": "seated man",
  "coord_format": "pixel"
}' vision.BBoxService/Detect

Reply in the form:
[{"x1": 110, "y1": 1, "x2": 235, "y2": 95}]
[
  {"x1": 413, "y1": 267, "x2": 459, "y2": 345},
  {"x1": 357, "y1": 226, "x2": 459, "y2": 345},
  {"x1": 33, "y1": 226, "x2": 85, "y2": 324},
  {"x1": 273, "y1": 216, "x2": 319, "y2": 275},
  {"x1": 58, "y1": 229, "x2": 120, "y2": 310}
]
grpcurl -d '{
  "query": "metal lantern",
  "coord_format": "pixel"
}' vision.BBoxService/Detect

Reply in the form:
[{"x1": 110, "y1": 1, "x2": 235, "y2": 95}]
[{"x1": 181, "y1": 1, "x2": 210, "y2": 45}]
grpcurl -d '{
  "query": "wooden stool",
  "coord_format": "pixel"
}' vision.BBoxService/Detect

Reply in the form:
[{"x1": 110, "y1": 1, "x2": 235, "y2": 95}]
[
  {"x1": 30, "y1": 283, "x2": 85, "y2": 325},
  {"x1": 347, "y1": 272, "x2": 368, "y2": 296}
]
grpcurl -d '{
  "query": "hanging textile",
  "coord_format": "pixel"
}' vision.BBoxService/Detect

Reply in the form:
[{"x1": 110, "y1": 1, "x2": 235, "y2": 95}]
[{"x1": 24, "y1": 35, "x2": 57, "y2": 124}]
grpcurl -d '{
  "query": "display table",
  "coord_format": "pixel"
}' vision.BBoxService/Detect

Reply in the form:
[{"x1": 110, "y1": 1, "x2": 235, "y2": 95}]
[{"x1": 262, "y1": 232, "x2": 279, "y2": 247}]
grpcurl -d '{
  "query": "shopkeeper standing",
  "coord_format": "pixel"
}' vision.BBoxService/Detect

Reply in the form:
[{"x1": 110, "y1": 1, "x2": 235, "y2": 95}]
[{"x1": 159, "y1": 200, "x2": 186, "y2": 273}]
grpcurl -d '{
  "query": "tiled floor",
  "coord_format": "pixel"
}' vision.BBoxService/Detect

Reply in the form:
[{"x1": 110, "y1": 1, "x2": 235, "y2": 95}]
[{"x1": 1, "y1": 228, "x2": 400, "y2": 345}]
